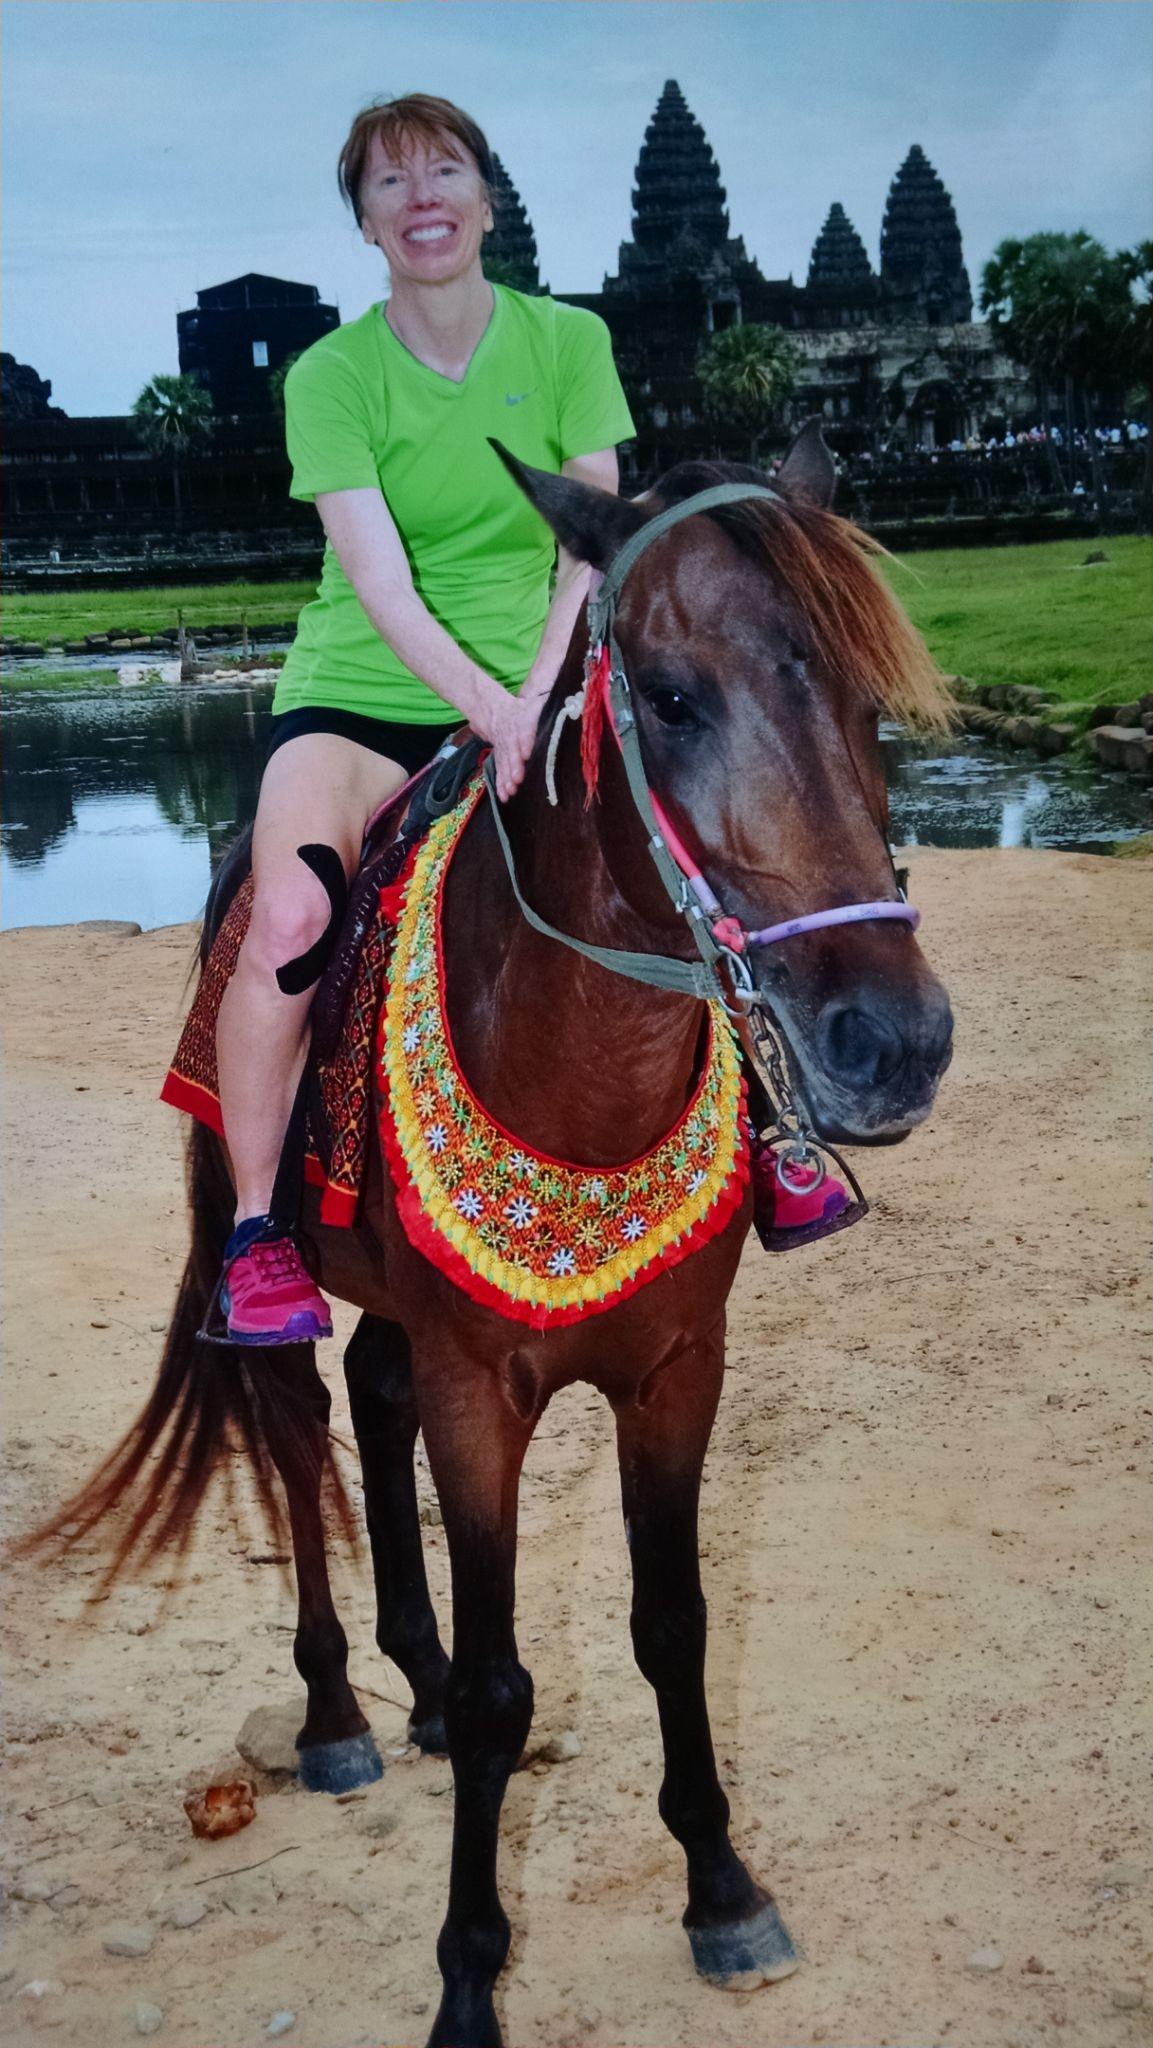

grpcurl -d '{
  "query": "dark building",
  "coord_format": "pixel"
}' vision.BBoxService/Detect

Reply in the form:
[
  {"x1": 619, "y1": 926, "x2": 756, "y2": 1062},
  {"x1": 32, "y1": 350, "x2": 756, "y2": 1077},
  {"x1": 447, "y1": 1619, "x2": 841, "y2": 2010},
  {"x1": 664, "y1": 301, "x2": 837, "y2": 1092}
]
[
  {"x1": 564, "y1": 81, "x2": 800, "y2": 443},
  {"x1": 880, "y1": 144, "x2": 973, "y2": 326},
  {"x1": 805, "y1": 204, "x2": 879, "y2": 329},
  {"x1": 177, "y1": 273, "x2": 339, "y2": 415},
  {"x1": 483, "y1": 155, "x2": 541, "y2": 294},
  {"x1": 545, "y1": 82, "x2": 1025, "y2": 460},
  {"x1": 2, "y1": 353, "x2": 67, "y2": 421},
  {"x1": 0, "y1": 92, "x2": 1062, "y2": 571},
  {"x1": 1, "y1": 411, "x2": 321, "y2": 566}
]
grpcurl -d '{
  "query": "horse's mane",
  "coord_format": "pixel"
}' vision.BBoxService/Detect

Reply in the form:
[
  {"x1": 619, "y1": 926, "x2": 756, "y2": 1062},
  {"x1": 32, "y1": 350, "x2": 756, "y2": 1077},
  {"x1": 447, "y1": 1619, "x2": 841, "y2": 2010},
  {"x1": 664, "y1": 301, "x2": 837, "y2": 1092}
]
[{"x1": 648, "y1": 461, "x2": 955, "y2": 734}]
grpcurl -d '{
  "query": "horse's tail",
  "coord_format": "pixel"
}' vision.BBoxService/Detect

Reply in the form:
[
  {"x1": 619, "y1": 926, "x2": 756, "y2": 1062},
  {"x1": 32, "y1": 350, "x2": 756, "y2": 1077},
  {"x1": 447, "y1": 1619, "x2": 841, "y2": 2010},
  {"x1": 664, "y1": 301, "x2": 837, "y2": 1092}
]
[{"x1": 13, "y1": 829, "x2": 355, "y2": 1590}]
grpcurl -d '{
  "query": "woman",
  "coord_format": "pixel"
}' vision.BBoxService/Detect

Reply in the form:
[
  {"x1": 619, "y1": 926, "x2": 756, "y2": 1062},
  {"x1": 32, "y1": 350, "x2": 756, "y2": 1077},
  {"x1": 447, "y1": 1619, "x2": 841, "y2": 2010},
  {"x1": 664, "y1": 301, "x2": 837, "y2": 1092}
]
[{"x1": 214, "y1": 94, "x2": 635, "y2": 1343}]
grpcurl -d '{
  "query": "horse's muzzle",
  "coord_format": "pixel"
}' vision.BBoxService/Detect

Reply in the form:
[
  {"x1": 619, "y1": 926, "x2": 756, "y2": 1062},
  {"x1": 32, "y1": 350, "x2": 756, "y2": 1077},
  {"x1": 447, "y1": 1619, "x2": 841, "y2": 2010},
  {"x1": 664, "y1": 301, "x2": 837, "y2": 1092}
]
[{"x1": 778, "y1": 982, "x2": 954, "y2": 1143}]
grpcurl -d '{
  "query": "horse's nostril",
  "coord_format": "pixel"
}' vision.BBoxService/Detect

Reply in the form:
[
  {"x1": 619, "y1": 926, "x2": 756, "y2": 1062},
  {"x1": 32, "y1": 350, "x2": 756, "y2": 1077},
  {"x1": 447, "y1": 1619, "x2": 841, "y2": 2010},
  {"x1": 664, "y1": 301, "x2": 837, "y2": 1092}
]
[{"x1": 820, "y1": 1002, "x2": 906, "y2": 1089}]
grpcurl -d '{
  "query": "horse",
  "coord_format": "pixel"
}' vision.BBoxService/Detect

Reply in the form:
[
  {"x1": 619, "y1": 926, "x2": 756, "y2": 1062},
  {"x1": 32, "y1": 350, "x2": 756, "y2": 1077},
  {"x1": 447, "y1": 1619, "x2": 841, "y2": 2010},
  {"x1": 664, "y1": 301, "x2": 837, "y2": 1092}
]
[{"x1": 30, "y1": 422, "x2": 954, "y2": 2048}]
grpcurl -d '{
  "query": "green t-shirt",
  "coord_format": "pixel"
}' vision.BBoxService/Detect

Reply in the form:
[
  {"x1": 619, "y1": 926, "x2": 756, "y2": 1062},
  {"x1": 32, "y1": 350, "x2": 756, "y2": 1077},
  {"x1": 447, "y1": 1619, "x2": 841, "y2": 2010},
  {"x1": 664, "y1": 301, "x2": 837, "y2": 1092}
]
[{"x1": 273, "y1": 286, "x2": 635, "y2": 723}]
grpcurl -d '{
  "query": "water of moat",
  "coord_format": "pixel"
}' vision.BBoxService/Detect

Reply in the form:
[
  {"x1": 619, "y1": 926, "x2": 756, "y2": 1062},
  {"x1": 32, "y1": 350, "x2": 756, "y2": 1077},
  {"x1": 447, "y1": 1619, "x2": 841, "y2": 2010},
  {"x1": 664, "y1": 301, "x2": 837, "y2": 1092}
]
[{"x1": 2, "y1": 671, "x2": 1148, "y2": 931}]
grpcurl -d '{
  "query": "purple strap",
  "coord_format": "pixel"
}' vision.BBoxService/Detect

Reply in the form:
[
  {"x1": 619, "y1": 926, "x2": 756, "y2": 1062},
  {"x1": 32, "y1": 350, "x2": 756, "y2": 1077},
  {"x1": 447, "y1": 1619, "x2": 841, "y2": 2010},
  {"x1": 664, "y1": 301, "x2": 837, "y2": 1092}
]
[{"x1": 745, "y1": 901, "x2": 920, "y2": 949}]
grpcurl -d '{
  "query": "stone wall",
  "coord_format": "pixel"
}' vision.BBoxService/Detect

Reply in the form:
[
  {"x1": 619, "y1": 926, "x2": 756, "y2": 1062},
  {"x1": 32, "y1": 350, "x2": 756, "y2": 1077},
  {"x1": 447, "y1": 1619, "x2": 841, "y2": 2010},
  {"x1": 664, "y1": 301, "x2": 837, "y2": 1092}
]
[{"x1": 952, "y1": 678, "x2": 1153, "y2": 781}]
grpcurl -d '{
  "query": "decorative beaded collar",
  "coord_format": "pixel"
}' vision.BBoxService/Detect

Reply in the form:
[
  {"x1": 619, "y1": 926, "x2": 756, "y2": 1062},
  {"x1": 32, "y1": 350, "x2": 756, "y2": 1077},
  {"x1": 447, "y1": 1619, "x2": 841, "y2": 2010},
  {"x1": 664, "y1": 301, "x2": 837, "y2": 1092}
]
[{"x1": 378, "y1": 785, "x2": 748, "y2": 1329}]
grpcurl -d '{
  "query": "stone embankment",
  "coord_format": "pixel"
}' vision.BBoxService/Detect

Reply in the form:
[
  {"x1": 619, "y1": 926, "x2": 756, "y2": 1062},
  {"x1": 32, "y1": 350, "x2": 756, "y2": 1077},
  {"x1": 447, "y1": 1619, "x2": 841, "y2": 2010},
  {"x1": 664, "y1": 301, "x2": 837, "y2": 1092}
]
[
  {"x1": 1, "y1": 621, "x2": 294, "y2": 658},
  {"x1": 952, "y1": 678, "x2": 1153, "y2": 782}
]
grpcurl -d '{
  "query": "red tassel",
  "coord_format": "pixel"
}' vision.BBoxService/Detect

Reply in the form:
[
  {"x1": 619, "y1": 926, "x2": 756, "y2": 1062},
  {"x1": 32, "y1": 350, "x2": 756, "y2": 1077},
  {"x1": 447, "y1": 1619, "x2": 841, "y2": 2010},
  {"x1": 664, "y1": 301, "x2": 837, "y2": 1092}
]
[{"x1": 580, "y1": 643, "x2": 610, "y2": 806}]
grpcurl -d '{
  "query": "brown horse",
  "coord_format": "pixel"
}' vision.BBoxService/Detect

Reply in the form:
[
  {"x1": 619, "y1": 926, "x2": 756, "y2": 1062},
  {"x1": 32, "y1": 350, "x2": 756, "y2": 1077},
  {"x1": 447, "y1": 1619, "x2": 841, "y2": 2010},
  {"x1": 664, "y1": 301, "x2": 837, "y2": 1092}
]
[{"x1": 33, "y1": 424, "x2": 953, "y2": 2048}]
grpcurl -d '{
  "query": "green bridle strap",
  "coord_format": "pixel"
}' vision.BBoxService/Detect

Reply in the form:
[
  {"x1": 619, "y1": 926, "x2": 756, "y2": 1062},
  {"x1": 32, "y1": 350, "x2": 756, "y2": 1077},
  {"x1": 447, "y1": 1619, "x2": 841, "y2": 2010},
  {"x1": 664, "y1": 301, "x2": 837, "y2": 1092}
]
[
  {"x1": 482, "y1": 754, "x2": 719, "y2": 1000},
  {"x1": 586, "y1": 480, "x2": 784, "y2": 648}
]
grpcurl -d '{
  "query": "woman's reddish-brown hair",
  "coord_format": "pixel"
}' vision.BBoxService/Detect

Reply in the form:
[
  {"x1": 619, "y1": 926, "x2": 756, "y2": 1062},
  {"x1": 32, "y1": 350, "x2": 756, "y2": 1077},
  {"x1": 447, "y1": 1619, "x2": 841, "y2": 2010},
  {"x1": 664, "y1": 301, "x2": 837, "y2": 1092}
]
[{"x1": 338, "y1": 93, "x2": 495, "y2": 224}]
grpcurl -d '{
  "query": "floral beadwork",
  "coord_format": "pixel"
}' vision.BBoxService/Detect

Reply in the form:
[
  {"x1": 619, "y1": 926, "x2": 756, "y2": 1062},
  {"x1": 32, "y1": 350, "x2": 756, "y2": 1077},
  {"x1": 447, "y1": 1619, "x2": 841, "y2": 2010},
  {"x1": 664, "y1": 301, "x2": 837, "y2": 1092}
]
[{"x1": 379, "y1": 785, "x2": 748, "y2": 1328}]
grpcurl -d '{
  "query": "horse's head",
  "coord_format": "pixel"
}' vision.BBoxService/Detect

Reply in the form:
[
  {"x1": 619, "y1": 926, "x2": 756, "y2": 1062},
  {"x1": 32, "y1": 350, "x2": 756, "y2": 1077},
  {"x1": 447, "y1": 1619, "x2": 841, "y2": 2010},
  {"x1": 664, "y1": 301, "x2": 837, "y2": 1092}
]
[{"x1": 493, "y1": 424, "x2": 954, "y2": 1143}]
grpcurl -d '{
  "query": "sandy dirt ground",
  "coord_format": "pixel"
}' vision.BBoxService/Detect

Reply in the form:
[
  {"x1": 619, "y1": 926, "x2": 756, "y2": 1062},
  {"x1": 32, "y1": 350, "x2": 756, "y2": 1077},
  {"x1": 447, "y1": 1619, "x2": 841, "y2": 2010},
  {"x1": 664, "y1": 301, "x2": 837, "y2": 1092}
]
[{"x1": 2, "y1": 845, "x2": 1150, "y2": 2048}]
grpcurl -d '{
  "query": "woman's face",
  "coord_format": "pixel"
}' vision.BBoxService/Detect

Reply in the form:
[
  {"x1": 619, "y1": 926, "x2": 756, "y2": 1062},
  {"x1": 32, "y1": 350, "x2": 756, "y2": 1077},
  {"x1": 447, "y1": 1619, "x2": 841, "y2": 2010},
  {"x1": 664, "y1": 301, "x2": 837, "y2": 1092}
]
[{"x1": 360, "y1": 130, "x2": 493, "y2": 287}]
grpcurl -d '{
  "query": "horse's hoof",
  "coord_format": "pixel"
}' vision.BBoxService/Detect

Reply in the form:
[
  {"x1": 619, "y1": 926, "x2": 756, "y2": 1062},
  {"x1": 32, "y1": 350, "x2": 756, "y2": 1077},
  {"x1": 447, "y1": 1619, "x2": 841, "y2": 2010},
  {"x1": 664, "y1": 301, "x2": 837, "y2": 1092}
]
[
  {"x1": 408, "y1": 1710, "x2": 449, "y2": 1756},
  {"x1": 295, "y1": 1730, "x2": 384, "y2": 1794},
  {"x1": 689, "y1": 1900, "x2": 800, "y2": 1989}
]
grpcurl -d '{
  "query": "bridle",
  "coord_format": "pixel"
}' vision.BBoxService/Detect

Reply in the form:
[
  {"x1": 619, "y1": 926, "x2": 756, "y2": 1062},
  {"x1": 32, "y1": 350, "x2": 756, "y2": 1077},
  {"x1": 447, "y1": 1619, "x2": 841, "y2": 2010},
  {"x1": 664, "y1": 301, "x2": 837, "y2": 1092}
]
[{"x1": 484, "y1": 479, "x2": 920, "y2": 1189}]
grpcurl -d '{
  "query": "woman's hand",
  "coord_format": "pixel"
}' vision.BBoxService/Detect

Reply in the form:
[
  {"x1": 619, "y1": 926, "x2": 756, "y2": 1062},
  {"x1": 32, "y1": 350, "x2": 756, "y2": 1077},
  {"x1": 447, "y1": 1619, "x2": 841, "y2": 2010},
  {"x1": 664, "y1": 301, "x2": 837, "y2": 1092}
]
[{"x1": 474, "y1": 684, "x2": 538, "y2": 802}]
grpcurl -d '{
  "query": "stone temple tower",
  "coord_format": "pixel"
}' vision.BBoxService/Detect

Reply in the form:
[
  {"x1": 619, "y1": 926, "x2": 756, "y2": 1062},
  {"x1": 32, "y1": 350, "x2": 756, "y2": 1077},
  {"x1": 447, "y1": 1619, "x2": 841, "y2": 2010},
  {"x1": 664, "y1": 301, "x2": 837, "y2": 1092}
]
[
  {"x1": 482, "y1": 154, "x2": 540, "y2": 293},
  {"x1": 806, "y1": 202, "x2": 878, "y2": 327},
  {"x1": 611, "y1": 78, "x2": 732, "y2": 289},
  {"x1": 808, "y1": 203, "x2": 874, "y2": 290},
  {"x1": 879, "y1": 144, "x2": 972, "y2": 325}
]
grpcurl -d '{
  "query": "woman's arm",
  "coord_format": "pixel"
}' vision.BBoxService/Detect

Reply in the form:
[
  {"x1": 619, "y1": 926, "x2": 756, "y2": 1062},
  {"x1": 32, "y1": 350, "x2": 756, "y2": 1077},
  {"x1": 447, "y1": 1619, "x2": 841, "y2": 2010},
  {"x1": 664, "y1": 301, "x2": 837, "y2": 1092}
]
[
  {"x1": 315, "y1": 486, "x2": 532, "y2": 797},
  {"x1": 517, "y1": 448, "x2": 619, "y2": 717}
]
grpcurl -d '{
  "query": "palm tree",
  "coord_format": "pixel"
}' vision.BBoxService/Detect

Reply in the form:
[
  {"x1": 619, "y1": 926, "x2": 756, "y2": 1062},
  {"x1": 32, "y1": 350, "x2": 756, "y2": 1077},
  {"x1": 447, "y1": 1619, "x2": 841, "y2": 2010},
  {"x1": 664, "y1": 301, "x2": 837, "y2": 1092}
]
[
  {"x1": 980, "y1": 232, "x2": 1142, "y2": 500},
  {"x1": 268, "y1": 350, "x2": 304, "y2": 417},
  {"x1": 697, "y1": 323, "x2": 798, "y2": 466},
  {"x1": 131, "y1": 373, "x2": 215, "y2": 524}
]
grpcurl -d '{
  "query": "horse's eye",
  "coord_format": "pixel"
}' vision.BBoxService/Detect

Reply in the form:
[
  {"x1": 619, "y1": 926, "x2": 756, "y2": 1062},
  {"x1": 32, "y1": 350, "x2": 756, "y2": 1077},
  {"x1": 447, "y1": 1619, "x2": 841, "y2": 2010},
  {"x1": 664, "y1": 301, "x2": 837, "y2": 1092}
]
[{"x1": 645, "y1": 687, "x2": 699, "y2": 730}]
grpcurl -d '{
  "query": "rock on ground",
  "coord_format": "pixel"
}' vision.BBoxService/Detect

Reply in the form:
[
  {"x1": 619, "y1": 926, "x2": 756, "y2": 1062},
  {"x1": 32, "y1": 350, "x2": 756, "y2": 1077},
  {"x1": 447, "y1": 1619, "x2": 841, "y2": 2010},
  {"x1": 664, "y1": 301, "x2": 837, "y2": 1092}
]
[{"x1": 235, "y1": 1701, "x2": 303, "y2": 1778}]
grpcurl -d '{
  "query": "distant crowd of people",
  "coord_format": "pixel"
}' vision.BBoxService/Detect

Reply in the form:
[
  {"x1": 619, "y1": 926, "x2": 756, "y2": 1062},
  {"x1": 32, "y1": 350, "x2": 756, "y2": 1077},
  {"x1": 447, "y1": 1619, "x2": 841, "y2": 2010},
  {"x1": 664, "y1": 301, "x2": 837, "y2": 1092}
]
[
  {"x1": 850, "y1": 420, "x2": 1148, "y2": 465},
  {"x1": 839, "y1": 422, "x2": 1149, "y2": 505},
  {"x1": 939, "y1": 421, "x2": 1149, "y2": 456}
]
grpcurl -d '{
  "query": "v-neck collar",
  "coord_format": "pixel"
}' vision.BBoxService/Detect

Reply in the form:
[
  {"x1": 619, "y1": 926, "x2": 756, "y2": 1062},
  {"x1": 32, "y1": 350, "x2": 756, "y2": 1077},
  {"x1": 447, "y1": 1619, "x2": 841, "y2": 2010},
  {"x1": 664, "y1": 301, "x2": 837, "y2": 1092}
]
[{"x1": 378, "y1": 284, "x2": 502, "y2": 391}]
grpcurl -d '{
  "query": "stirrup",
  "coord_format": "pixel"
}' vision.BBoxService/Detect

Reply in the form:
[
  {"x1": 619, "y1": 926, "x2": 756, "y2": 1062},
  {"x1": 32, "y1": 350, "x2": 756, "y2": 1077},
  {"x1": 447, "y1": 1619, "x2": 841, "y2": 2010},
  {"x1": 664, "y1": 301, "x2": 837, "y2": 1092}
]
[
  {"x1": 196, "y1": 1263, "x2": 237, "y2": 1347},
  {"x1": 750, "y1": 1135, "x2": 869, "y2": 1254}
]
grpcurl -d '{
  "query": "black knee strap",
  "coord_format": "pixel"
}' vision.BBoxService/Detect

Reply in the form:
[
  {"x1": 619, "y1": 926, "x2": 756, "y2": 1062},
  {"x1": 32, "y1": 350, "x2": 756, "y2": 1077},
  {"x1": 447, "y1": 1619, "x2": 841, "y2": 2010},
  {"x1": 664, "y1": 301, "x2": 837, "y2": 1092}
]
[{"x1": 275, "y1": 843, "x2": 349, "y2": 996}]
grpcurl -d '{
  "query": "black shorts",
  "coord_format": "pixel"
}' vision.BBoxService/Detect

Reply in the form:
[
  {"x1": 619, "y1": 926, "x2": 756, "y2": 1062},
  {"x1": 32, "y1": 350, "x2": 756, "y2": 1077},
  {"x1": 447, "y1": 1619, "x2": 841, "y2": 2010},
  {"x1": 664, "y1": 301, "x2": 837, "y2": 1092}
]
[{"x1": 266, "y1": 707, "x2": 459, "y2": 779}]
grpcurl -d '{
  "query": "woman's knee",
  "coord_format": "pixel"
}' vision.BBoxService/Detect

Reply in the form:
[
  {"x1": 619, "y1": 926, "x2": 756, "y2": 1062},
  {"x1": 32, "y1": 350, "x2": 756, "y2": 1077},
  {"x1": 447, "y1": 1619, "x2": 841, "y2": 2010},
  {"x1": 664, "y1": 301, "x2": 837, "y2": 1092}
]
[{"x1": 242, "y1": 876, "x2": 336, "y2": 985}]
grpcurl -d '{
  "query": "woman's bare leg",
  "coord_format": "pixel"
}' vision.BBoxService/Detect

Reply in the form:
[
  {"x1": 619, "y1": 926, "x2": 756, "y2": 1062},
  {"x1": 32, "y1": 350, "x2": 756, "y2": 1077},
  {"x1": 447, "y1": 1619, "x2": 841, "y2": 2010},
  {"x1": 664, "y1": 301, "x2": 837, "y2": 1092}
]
[{"x1": 217, "y1": 734, "x2": 408, "y2": 1224}]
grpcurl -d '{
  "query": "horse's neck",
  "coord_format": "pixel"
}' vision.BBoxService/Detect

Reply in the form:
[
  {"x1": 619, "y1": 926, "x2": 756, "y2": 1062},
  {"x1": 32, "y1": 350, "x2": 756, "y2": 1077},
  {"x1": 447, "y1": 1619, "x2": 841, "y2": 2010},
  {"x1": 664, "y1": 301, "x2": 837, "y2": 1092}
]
[{"x1": 440, "y1": 749, "x2": 704, "y2": 1168}]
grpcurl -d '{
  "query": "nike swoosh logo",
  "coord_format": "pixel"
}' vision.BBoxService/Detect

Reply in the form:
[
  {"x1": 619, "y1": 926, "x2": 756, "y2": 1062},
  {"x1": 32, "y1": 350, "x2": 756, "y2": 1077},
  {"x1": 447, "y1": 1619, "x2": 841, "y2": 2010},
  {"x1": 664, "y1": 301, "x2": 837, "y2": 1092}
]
[{"x1": 505, "y1": 389, "x2": 536, "y2": 406}]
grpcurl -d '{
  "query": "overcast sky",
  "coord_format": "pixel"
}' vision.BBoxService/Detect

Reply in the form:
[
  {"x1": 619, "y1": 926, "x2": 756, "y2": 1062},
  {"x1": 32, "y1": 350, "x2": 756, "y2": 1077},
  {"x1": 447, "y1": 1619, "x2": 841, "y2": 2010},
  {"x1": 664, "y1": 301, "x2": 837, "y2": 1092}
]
[{"x1": 3, "y1": 0, "x2": 1150, "y2": 417}]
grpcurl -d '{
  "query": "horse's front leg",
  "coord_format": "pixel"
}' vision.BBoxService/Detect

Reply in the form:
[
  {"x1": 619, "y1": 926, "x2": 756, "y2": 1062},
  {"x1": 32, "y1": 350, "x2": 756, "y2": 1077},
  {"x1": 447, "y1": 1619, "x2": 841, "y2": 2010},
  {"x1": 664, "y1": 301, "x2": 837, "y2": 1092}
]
[
  {"x1": 343, "y1": 1312, "x2": 451, "y2": 1751},
  {"x1": 254, "y1": 1343, "x2": 383, "y2": 1793},
  {"x1": 415, "y1": 1353, "x2": 536, "y2": 2048},
  {"x1": 614, "y1": 1324, "x2": 799, "y2": 1989}
]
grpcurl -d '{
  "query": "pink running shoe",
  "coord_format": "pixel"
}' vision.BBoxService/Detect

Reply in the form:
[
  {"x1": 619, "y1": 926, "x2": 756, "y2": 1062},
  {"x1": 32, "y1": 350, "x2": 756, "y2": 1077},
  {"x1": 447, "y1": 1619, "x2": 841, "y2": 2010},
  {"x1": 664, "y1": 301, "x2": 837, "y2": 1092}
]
[
  {"x1": 748, "y1": 1132, "x2": 853, "y2": 1251},
  {"x1": 220, "y1": 1218, "x2": 333, "y2": 1346},
  {"x1": 768, "y1": 1151, "x2": 849, "y2": 1231}
]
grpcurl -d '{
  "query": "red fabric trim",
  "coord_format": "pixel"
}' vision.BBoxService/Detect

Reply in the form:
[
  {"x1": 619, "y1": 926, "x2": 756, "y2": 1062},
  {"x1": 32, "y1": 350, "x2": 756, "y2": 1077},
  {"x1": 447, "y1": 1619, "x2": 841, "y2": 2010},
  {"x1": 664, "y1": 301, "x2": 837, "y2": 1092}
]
[
  {"x1": 318, "y1": 1179, "x2": 358, "y2": 1226},
  {"x1": 159, "y1": 1070, "x2": 224, "y2": 1135}
]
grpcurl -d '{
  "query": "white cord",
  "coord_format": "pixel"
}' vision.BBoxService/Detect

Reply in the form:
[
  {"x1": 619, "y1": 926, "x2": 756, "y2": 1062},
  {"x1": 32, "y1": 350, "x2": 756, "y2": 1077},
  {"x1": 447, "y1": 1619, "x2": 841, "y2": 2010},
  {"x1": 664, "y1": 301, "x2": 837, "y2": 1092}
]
[{"x1": 544, "y1": 687, "x2": 586, "y2": 807}]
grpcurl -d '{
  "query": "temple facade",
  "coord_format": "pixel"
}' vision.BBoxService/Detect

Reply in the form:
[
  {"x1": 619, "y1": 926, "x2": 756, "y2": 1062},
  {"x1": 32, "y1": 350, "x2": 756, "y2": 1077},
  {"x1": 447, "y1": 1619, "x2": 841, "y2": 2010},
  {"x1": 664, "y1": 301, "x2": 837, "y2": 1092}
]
[
  {"x1": 0, "y1": 86, "x2": 1053, "y2": 561},
  {"x1": 520, "y1": 79, "x2": 1030, "y2": 461}
]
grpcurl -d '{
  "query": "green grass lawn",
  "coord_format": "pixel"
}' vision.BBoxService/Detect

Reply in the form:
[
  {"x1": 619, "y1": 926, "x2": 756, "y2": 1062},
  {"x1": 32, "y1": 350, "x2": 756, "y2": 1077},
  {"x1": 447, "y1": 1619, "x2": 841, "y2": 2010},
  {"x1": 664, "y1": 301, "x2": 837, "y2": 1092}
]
[
  {"x1": 4, "y1": 535, "x2": 1150, "y2": 708},
  {"x1": 879, "y1": 534, "x2": 1151, "y2": 707},
  {"x1": 2, "y1": 580, "x2": 315, "y2": 642}
]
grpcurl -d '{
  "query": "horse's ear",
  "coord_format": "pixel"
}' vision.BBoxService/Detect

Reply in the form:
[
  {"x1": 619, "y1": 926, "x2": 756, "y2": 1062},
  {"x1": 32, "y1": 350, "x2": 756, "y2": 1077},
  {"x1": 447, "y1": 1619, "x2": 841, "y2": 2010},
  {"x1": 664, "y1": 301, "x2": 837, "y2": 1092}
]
[
  {"x1": 776, "y1": 417, "x2": 837, "y2": 509},
  {"x1": 488, "y1": 440, "x2": 649, "y2": 568}
]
